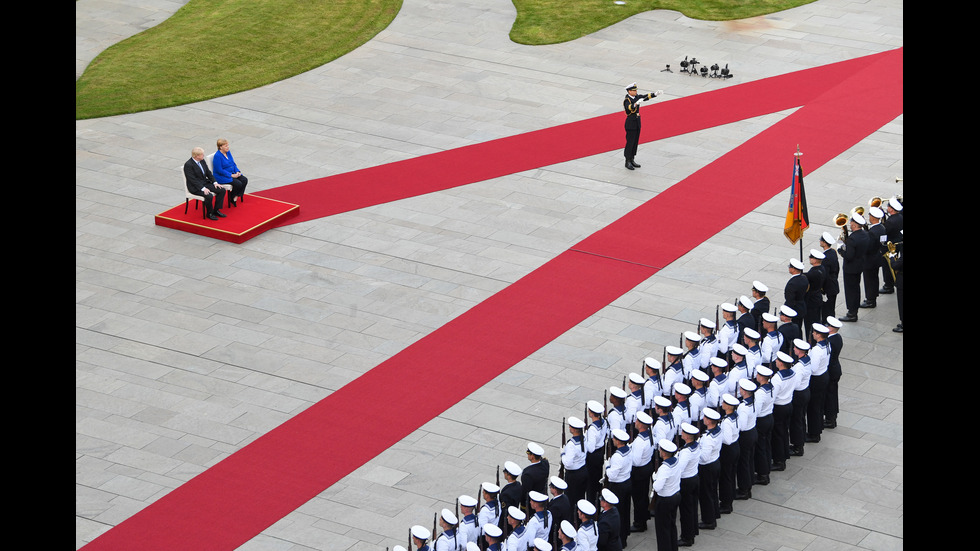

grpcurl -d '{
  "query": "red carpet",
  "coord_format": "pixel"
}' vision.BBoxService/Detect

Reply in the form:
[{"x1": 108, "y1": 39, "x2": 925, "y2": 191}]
[
  {"x1": 85, "y1": 48, "x2": 902, "y2": 550},
  {"x1": 154, "y1": 194, "x2": 300, "y2": 243}
]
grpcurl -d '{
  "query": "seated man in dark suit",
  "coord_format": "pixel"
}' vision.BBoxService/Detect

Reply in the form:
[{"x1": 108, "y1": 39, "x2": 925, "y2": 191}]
[{"x1": 184, "y1": 146, "x2": 226, "y2": 220}]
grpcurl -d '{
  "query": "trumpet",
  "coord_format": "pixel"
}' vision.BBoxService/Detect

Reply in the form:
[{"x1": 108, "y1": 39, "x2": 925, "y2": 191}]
[
  {"x1": 833, "y1": 207, "x2": 866, "y2": 246},
  {"x1": 883, "y1": 241, "x2": 900, "y2": 280}
]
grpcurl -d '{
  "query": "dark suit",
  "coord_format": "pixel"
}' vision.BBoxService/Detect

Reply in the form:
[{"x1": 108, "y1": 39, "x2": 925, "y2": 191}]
[
  {"x1": 864, "y1": 223, "x2": 886, "y2": 303},
  {"x1": 500, "y1": 481, "x2": 523, "y2": 511},
  {"x1": 804, "y1": 266, "x2": 825, "y2": 332},
  {"x1": 783, "y1": 275, "x2": 808, "y2": 329},
  {"x1": 597, "y1": 506, "x2": 622, "y2": 551},
  {"x1": 750, "y1": 297, "x2": 770, "y2": 333},
  {"x1": 623, "y1": 91, "x2": 655, "y2": 166},
  {"x1": 841, "y1": 228, "x2": 869, "y2": 315},
  {"x1": 547, "y1": 492, "x2": 572, "y2": 534},
  {"x1": 778, "y1": 322, "x2": 801, "y2": 355},
  {"x1": 824, "y1": 332, "x2": 844, "y2": 423},
  {"x1": 184, "y1": 156, "x2": 226, "y2": 217},
  {"x1": 820, "y1": 248, "x2": 840, "y2": 320},
  {"x1": 521, "y1": 460, "x2": 549, "y2": 506}
]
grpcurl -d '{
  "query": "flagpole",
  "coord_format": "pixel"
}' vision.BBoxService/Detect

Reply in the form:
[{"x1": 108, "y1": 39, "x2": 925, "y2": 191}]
[{"x1": 795, "y1": 145, "x2": 803, "y2": 262}]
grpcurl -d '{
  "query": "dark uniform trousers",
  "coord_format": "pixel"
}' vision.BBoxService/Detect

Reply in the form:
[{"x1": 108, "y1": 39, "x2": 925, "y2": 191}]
[
  {"x1": 806, "y1": 372, "x2": 829, "y2": 438},
  {"x1": 565, "y1": 466, "x2": 589, "y2": 506},
  {"x1": 585, "y1": 449, "x2": 604, "y2": 503},
  {"x1": 608, "y1": 479, "x2": 632, "y2": 549},
  {"x1": 654, "y1": 491, "x2": 681, "y2": 551},
  {"x1": 630, "y1": 462, "x2": 654, "y2": 526},
  {"x1": 754, "y1": 414, "x2": 773, "y2": 477},
  {"x1": 697, "y1": 460, "x2": 720, "y2": 522},
  {"x1": 736, "y1": 427, "x2": 757, "y2": 495},
  {"x1": 771, "y1": 404, "x2": 793, "y2": 463},
  {"x1": 790, "y1": 388, "x2": 810, "y2": 449},
  {"x1": 718, "y1": 441, "x2": 740, "y2": 510},
  {"x1": 679, "y1": 475, "x2": 699, "y2": 542}
]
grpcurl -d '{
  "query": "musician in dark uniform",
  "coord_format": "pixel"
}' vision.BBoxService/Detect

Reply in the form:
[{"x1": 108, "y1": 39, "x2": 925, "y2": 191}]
[
  {"x1": 880, "y1": 199, "x2": 903, "y2": 294},
  {"x1": 839, "y1": 213, "x2": 870, "y2": 322},
  {"x1": 861, "y1": 207, "x2": 887, "y2": 309},
  {"x1": 783, "y1": 259, "x2": 809, "y2": 330},
  {"x1": 818, "y1": 232, "x2": 841, "y2": 321},
  {"x1": 803, "y1": 249, "x2": 826, "y2": 335},
  {"x1": 622, "y1": 83, "x2": 661, "y2": 170},
  {"x1": 891, "y1": 232, "x2": 903, "y2": 333}
]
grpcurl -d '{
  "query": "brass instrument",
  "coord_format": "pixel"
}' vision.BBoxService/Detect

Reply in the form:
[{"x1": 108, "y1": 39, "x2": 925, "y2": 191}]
[
  {"x1": 883, "y1": 241, "x2": 899, "y2": 280},
  {"x1": 869, "y1": 196, "x2": 883, "y2": 209}
]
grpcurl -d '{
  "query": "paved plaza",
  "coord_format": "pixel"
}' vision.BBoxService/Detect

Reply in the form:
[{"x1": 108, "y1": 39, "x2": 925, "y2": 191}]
[{"x1": 76, "y1": 1, "x2": 903, "y2": 550}]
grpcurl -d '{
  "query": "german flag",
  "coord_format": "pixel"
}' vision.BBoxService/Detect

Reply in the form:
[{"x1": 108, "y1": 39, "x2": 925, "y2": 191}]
[{"x1": 783, "y1": 153, "x2": 809, "y2": 244}]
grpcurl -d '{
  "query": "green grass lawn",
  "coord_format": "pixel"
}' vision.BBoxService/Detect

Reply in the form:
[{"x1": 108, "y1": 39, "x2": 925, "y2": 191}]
[{"x1": 76, "y1": 0, "x2": 814, "y2": 120}]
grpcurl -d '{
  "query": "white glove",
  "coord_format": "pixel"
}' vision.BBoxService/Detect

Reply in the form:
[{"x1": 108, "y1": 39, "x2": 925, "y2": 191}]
[{"x1": 656, "y1": 90, "x2": 664, "y2": 96}]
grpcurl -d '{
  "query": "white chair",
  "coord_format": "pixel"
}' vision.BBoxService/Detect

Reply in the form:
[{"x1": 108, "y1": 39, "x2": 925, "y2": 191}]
[
  {"x1": 182, "y1": 166, "x2": 208, "y2": 218},
  {"x1": 206, "y1": 152, "x2": 237, "y2": 208}
]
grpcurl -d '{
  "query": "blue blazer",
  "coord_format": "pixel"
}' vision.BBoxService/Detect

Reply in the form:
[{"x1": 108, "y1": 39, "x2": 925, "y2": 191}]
[{"x1": 212, "y1": 151, "x2": 241, "y2": 184}]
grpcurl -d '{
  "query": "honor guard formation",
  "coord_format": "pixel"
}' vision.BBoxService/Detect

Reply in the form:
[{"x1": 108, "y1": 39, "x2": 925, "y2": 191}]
[{"x1": 394, "y1": 194, "x2": 902, "y2": 550}]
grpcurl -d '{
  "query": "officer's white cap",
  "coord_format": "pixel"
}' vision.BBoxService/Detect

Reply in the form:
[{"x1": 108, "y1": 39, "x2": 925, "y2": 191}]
[
  {"x1": 826, "y1": 316, "x2": 842, "y2": 328},
  {"x1": 888, "y1": 197, "x2": 903, "y2": 211},
  {"x1": 561, "y1": 519, "x2": 577, "y2": 538},
  {"x1": 721, "y1": 302, "x2": 737, "y2": 313},
  {"x1": 674, "y1": 382, "x2": 692, "y2": 395},
  {"x1": 629, "y1": 372, "x2": 645, "y2": 385},
  {"x1": 722, "y1": 393, "x2": 739, "y2": 407},
  {"x1": 508, "y1": 506, "x2": 526, "y2": 521},
  {"x1": 739, "y1": 379, "x2": 757, "y2": 392},
  {"x1": 504, "y1": 460, "x2": 523, "y2": 476},
  {"x1": 636, "y1": 411, "x2": 653, "y2": 425},
  {"x1": 412, "y1": 525, "x2": 431, "y2": 540},
  {"x1": 577, "y1": 499, "x2": 597, "y2": 515},
  {"x1": 654, "y1": 396, "x2": 672, "y2": 409},
  {"x1": 610, "y1": 386, "x2": 628, "y2": 399},
  {"x1": 529, "y1": 490, "x2": 548, "y2": 502},
  {"x1": 483, "y1": 524, "x2": 502, "y2": 538},
  {"x1": 821, "y1": 231, "x2": 836, "y2": 244},
  {"x1": 467, "y1": 543, "x2": 480, "y2": 551},
  {"x1": 394, "y1": 546, "x2": 407, "y2": 551},
  {"x1": 482, "y1": 482, "x2": 499, "y2": 493},
  {"x1": 625, "y1": 82, "x2": 637, "y2": 91},
  {"x1": 703, "y1": 407, "x2": 721, "y2": 420},
  {"x1": 851, "y1": 212, "x2": 866, "y2": 225},
  {"x1": 587, "y1": 400, "x2": 604, "y2": 414},
  {"x1": 812, "y1": 323, "x2": 829, "y2": 334},
  {"x1": 458, "y1": 494, "x2": 478, "y2": 507},
  {"x1": 780, "y1": 305, "x2": 798, "y2": 317},
  {"x1": 710, "y1": 356, "x2": 728, "y2": 368},
  {"x1": 527, "y1": 442, "x2": 544, "y2": 456},
  {"x1": 442, "y1": 509, "x2": 458, "y2": 524},
  {"x1": 612, "y1": 429, "x2": 630, "y2": 442},
  {"x1": 568, "y1": 416, "x2": 585, "y2": 430},
  {"x1": 659, "y1": 439, "x2": 678, "y2": 453},
  {"x1": 753, "y1": 281, "x2": 768, "y2": 293},
  {"x1": 681, "y1": 422, "x2": 699, "y2": 435},
  {"x1": 665, "y1": 345, "x2": 684, "y2": 356},
  {"x1": 757, "y1": 366, "x2": 774, "y2": 378},
  {"x1": 810, "y1": 249, "x2": 825, "y2": 260},
  {"x1": 533, "y1": 537, "x2": 552, "y2": 551},
  {"x1": 762, "y1": 312, "x2": 779, "y2": 323},
  {"x1": 731, "y1": 343, "x2": 748, "y2": 356},
  {"x1": 644, "y1": 357, "x2": 661, "y2": 371},
  {"x1": 684, "y1": 331, "x2": 702, "y2": 342},
  {"x1": 793, "y1": 338, "x2": 810, "y2": 350},
  {"x1": 699, "y1": 318, "x2": 716, "y2": 329},
  {"x1": 549, "y1": 475, "x2": 567, "y2": 490},
  {"x1": 738, "y1": 295, "x2": 753, "y2": 309},
  {"x1": 789, "y1": 258, "x2": 805, "y2": 270},
  {"x1": 692, "y1": 369, "x2": 709, "y2": 382},
  {"x1": 601, "y1": 488, "x2": 619, "y2": 504},
  {"x1": 743, "y1": 328, "x2": 760, "y2": 340},
  {"x1": 776, "y1": 351, "x2": 795, "y2": 364},
  {"x1": 868, "y1": 206, "x2": 884, "y2": 219}
]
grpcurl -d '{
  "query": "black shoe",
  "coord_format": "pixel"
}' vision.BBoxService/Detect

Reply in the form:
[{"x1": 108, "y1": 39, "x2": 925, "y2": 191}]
[
  {"x1": 719, "y1": 506, "x2": 733, "y2": 515},
  {"x1": 790, "y1": 446, "x2": 804, "y2": 457},
  {"x1": 754, "y1": 475, "x2": 770, "y2": 485},
  {"x1": 734, "y1": 491, "x2": 751, "y2": 500},
  {"x1": 892, "y1": 324, "x2": 903, "y2": 333},
  {"x1": 878, "y1": 286, "x2": 894, "y2": 294},
  {"x1": 839, "y1": 313, "x2": 858, "y2": 322},
  {"x1": 631, "y1": 159, "x2": 641, "y2": 168},
  {"x1": 678, "y1": 539, "x2": 694, "y2": 547},
  {"x1": 859, "y1": 300, "x2": 876, "y2": 308},
  {"x1": 207, "y1": 214, "x2": 220, "y2": 220},
  {"x1": 625, "y1": 160, "x2": 635, "y2": 170},
  {"x1": 698, "y1": 521, "x2": 716, "y2": 530},
  {"x1": 214, "y1": 210, "x2": 227, "y2": 218},
  {"x1": 630, "y1": 523, "x2": 647, "y2": 533},
  {"x1": 771, "y1": 461, "x2": 786, "y2": 471},
  {"x1": 824, "y1": 420, "x2": 837, "y2": 429},
  {"x1": 805, "y1": 435, "x2": 821, "y2": 443}
]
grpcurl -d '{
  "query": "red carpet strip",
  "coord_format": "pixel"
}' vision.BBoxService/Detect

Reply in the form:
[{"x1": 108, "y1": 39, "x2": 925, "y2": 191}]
[{"x1": 84, "y1": 48, "x2": 901, "y2": 550}]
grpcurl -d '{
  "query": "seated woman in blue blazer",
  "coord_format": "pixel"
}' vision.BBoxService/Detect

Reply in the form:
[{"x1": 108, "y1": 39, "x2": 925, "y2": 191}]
[{"x1": 213, "y1": 138, "x2": 248, "y2": 205}]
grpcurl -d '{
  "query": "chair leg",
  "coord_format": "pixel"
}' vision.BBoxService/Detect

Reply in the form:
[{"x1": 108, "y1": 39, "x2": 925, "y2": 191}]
[{"x1": 185, "y1": 199, "x2": 189, "y2": 215}]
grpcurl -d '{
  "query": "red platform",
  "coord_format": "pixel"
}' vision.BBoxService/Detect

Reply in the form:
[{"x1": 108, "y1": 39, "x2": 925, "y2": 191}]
[{"x1": 154, "y1": 194, "x2": 300, "y2": 244}]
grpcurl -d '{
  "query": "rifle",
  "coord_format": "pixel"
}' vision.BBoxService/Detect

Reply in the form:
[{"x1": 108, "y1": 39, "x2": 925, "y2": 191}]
[
  {"x1": 407, "y1": 527, "x2": 412, "y2": 551},
  {"x1": 432, "y1": 512, "x2": 437, "y2": 550},
  {"x1": 559, "y1": 417, "x2": 567, "y2": 479}
]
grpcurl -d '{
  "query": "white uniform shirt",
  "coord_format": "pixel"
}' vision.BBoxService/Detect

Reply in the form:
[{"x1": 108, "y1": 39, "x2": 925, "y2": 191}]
[
  {"x1": 607, "y1": 406, "x2": 627, "y2": 434},
  {"x1": 460, "y1": 514, "x2": 478, "y2": 547},
  {"x1": 436, "y1": 528, "x2": 464, "y2": 551},
  {"x1": 755, "y1": 383, "x2": 775, "y2": 417},
  {"x1": 760, "y1": 331, "x2": 783, "y2": 365},
  {"x1": 699, "y1": 336, "x2": 718, "y2": 369},
  {"x1": 631, "y1": 431, "x2": 654, "y2": 468},
  {"x1": 478, "y1": 501, "x2": 501, "y2": 534},
  {"x1": 698, "y1": 427, "x2": 722, "y2": 464},
  {"x1": 625, "y1": 390, "x2": 643, "y2": 425},
  {"x1": 745, "y1": 345, "x2": 762, "y2": 378},
  {"x1": 682, "y1": 348, "x2": 701, "y2": 380},
  {"x1": 771, "y1": 368, "x2": 796, "y2": 405},
  {"x1": 664, "y1": 362, "x2": 685, "y2": 396},
  {"x1": 562, "y1": 436, "x2": 587, "y2": 470},
  {"x1": 503, "y1": 525, "x2": 531, "y2": 551},
  {"x1": 794, "y1": 356, "x2": 812, "y2": 391},
  {"x1": 720, "y1": 414, "x2": 739, "y2": 445},
  {"x1": 652, "y1": 414, "x2": 677, "y2": 445},
  {"x1": 717, "y1": 321, "x2": 738, "y2": 356},
  {"x1": 605, "y1": 445, "x2": 632, "y2": 483},
  {"x1": 525, "y1": 510, "x2": 553, "y2": 544},
  {"x1": 644, "y1": 375, "x2": 665, "y2": 404},
  {"x1": 809, "y1": 340, "x2": 830, "y2": 376},
  {"x1": 575, "y1": 519, "x2": 598, "y2": 551},
  {"x1": 677, "y1": 440, "x2": 701, "y2": 479},
  {"x1": 736, "y1": 398, "x2": 757, "y2": 431},
  {"x1": 652, "y1": 456, "x2": 682, "y2": 497},
  {"x1": 672, "y1": 399, "x2": 696, "y2": 429},
  {"x1": 585, "y1": 418, "x2": 608, "y2": 454}
]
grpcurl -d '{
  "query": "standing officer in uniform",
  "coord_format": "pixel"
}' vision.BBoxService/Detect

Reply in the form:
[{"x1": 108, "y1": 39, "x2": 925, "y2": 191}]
[
  {"x1": 575, "y1": 499, "x2": 599, "y2": 551},
  {"x1": 804, "y1": 249, "x2": 827, "y2": 335},
  {"x1": 752, "y1": 367, "x2": 775, "y2": 486},
  {"x1": 806, "y1": 323, "x2": 831, "y2": 443},
  {"x1": 823, "y1": 317, "x2": 844, "y2": 428},
  {"x1": 651, "y1": 439, "x2": 682, "y2": 551},
  {"x1": 605, "y1": 429, "x2": 633, "y2": 549},
  {"x1": 736, "y1": 296, "x2": 756, "y2": 346},
  {"x1": 717, "y1": 394, "x2": 741, "y2": 515},
  {"x1": 784, "y1": 259, "x2": 809, "y2": 330},
  {"x1": 861, "y1": 206, "x2": 887, "y2": 309},
  {"x1": 629, "y1": 411, "x2": 655, "y2": 534},
  {"x1": 458, "y1": 495, "x2": 480, "y2": 548},
  {"x1": 500, "y1": 461, "x2": 524, "y2": 511},
  {"x1": 891, "y1": 234, "x2": 903, "y2": 332},
  {"x1": 770, "y1": 352, "x2": 797, "y2": 471},
  {"x1": 622, "y1": 83, "x2": 662, "y2": 170},
  {"x1": 436, "y1": 509, "x2": 463, "y2": 551},
  {"x1": 585, "y1": 400, "x2": 608, "y2": 502},
  {"x1": 839, "y1": 213, "x2": 870, "y2": 322},
  {"x1": 819, "y1": 232, "x2": 841, "y2": 321},
  {"x1": 789, "y1": 339, "x2": 812, "y2": 457},
  {"x1": 749, "y1": 282, "x2": 770, "y2": 333},
  {"x1": 548, "y1": 476, "x2": 573, "y2": 537},
  {"x1": 676, "y1": 423, "x2": 702, "y2": 547},
  {"x1": 880, "y1": 199, "x2": 903, "y2": 295},
  {"x1": 561, "y1": 417, "x2": 589, "y2": 505},
  {"x1": 734, "y1": 379, "x2": 758, "y2": 501},
  {"x1": 523, "y1": 443, "x2": 551, "y2": 505},
  {"x1": 596, "y1": 489, "x2": 622, "y2": 551},
  {"x1": 412, "y1": 525, "x2": 433, "y2": 551},
  {"x1": 777, "y1": 306, "x2": 801, "y2": 355},
  {"x1": 696, "y1": 408, "x2": 723, "y2": 530}
]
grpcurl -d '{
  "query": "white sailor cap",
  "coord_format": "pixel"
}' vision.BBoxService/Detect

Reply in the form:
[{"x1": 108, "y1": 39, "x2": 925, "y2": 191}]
[
  {"x1": 681, "y1": 422, "x2": 699, "y2": 435},
  {"x1": 811, "y1": 323, "x2": 829, "y2": 334},
  {"x1": 809, "y1": 249, "x2": 825, "y2": 260},
  {"x1": 636, "y1": 411, "x2": 653, "y2": 425},
  {"x1": 612, "y1": 428, "x2": 630, "y2": 442},
  {"x1": 789, "y1": 258, "x2": 805, "y2": 270},
  {"x1": 692, "y1": 369, "x2": 709, "y2": 382},
  {"x1": 483, "y1": 524, "x2": 502, "y2": 538},
  {"x1": 703, "y1": 407, "x2": 721, "y2": 421},
  {"x1": 722, "y1": 393, "x2": 739, "y2": 407},
  {"x1": 610, "y1": 386, "x2": 628, "y2": 399},
  {"x1": 527, "y1": 442, "x2": 545, "y2": 456},
  {"x1": 625, "y1": 82, "x2": 638, "y2": 91},
  {"x1": 699, "y1": 318, "x2": 716, "y2": 329},
  {"x1": 743, "y1": 328, "x2": 760, "y2": 341},
  {"x1": 762, "y1": 312, "x2": 779, "y2": 324},
  {"x1": 577, "y1": 499, "x2": 597, "y2": 515},
  {"x1": 684, "y1": 330, "x2": 702, "y2": 342},
  {"x1": 757, "y1": 366, "x2": 774, "y2": 378},
  {"x1": 710, "y1": 356, "x2": 728, "y2": 368},
  {"x1": 779, "y1": 305, "x2": 798, "y2": 318},
  {"x1": 458, "y1": 494, "x2": 478, "y2": 508},
  {"x1": 533, "y1": 538, "x2": 552, "y2": 551},
  {"x1": 482, "y1": 482, "x2": 500, "y2": 494},
  {"x1": 601, "y1": 488, "x2": 619, "y2": 504},
  {"x1": 753, "y1": 281, "x2": 768, "y2": 293},
  {"x1": 508, "y1": 505, "x2": 526, "y2": 521},
  {"x1": 793, "y1": 338, "x2": 810, "y2": 350},
  {"x1": 654, "y1": 396, "x2": 672, "y2": 409},
  {"x1": 412, "y1": 525, "x2": 431, "y2": 541},
  {"x1": 821, "y1": 231, "x2": 836, "y2": 244},
  {"x1": 466, "y1": 543, "x2": 480, "y2": 551},
  {"x1": 504, "y1": 460, "x2": 523, "y2": 477},
  {"x1": 568, "y1": 416, "x2": 586, "y2": 430},
  {"x1": 674, "y1": 382, "x2": 692, "y2": 396},
  {"x1": 665, "y1": 345, "x2": 684, "y2": 356},
  {"x1": 826, "y1": 316, "x2": 842, "y2": 328},
  {"x1": 738, "y1": 295, "x2": 753, "y2": 309},
  {"x1": 394, "y1": 546, "x2": 407, "y2": 551},
  {"x1": 731, "y1": 343, "x2": 748, "y2": 356},
  {"x1": 529, "y1": 490, "x2": 548, "y2": 502},
  {"x1": 628, "y1": 372, "x2": 645, "y2": 385},
  {"x1": 721, "y1": 302, "x2": 737, "y2": 313},
  {"x1": 644, "y1": 357, "x2": 661, "y2": 371},
  {"x1": 442, "y1": 509, "x2": 458, "y2": 525},
  {"x1": 561, "y1": 519, "x2": 577, "y2": 538},
  {"x1": 738, "y1": 379, "x2": 757, "y2": 393},
  {"x1": 549, "y1": 475, "x2": 567, "y2": 490},
  {"x1": 851, "y1": 212, "x2": 866, "y2": 225},
  {"x1": 888, "y1": 197, "x2": 903, "y2": 211},
  {"x1": 776, "y1": 351, "x2": 795, "y2": 365},
  {"x1": 587, "y1": 400, "x2": 604, "y2": 414},
  {"x1": 659, "y1": 439, "x2": 677, "y2": 453},
  {"x1": 868, "y1": 206, "x2": 884, "y2": 219}
]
